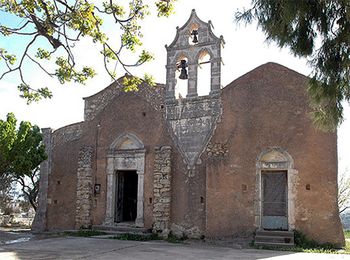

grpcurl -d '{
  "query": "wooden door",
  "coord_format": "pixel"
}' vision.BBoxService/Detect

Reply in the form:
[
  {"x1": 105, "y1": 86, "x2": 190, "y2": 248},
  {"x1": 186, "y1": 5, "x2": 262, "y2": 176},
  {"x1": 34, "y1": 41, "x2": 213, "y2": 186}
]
[{"x1": 262, "y1": 171, "x2": 288, "y2": 230}]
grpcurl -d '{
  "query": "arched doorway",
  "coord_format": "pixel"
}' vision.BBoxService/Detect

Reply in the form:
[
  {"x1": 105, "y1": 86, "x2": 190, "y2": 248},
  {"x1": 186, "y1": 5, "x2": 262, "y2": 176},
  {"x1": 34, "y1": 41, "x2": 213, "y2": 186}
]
[
  {"x1": 104, "y1": 133, "x2": 145, "y2": 227},
  {"x1": 256, "y1": 148, "x2": 297, "y2": 231}
]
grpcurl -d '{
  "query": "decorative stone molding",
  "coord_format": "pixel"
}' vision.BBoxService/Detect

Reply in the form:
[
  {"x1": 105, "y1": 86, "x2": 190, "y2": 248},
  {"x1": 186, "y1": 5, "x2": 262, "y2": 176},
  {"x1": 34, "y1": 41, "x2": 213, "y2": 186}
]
[
  {"x1": 75, "y1": 145, "x2": 94, "y2": 229},
  {"x1": 153, "y1": 146, "x2": 172, "y2": 236},
  {"x1": 166, "y1": 96, "x2": 222, "y2": 168},
  {"x1": 104, "y1": 133, "x2": 146, "y2": 227},
  {"x1": 165, "y1": 9, "x2": 224, "y2": 100},
  {"x1": 164, "y1": 10, "x2": 223, "y2": 168},
  {"x1": 255, "y1": 147, "x2": 297, "y2": 231},
  {"x1": 206, "y1": 142, "x2": 228, "y2": 157}
]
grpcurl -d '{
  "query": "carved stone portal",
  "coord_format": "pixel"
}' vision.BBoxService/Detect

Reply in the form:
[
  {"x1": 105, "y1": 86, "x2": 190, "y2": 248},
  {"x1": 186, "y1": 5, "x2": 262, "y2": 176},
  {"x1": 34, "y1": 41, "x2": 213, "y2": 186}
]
[{"x1": 104, "y1": 133, "x2": 145, "y2": 227}]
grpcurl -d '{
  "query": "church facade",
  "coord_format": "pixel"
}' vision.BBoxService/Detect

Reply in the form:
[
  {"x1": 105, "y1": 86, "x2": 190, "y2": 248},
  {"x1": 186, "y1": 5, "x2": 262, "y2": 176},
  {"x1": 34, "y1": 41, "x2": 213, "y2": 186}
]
[{"x1": 33, "y1": 10, "x2": 344, "y2": 246}]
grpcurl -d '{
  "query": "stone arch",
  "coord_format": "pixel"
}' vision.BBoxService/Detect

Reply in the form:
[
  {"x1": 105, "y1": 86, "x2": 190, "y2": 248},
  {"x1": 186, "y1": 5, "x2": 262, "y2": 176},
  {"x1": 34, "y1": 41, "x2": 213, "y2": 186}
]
[
  {"x1": 255, "y1": 147, "x2": 297, "y2": 231},
  {"x1": 195, "y1": 48, "x2": 213, "y2": 61},
  {"x1": 105, "y1": 132, "x2": 146, "y2": 227},
  {"x1": 257, "y1": 147, "x2": 294, "y2": 168},
  {"x1": 165, "y1": 9, "x2": 224, "y2": 100},
  {"x1": 110, "y1": 132, "x2": 144, "y2": 150},
  {"x1": 173, "y1": 53, "x2": 190, "y2": 99},
  {"x1": 196, "y1": 49, "x2": 213, "y2": 96}
]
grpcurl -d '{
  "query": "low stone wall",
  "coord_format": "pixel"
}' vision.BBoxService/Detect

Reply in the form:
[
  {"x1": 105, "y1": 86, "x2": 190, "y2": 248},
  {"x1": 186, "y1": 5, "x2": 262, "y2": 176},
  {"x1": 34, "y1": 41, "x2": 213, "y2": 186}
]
[{"x1": 153, "y1": 146, "x2": 172, "y2": 236}]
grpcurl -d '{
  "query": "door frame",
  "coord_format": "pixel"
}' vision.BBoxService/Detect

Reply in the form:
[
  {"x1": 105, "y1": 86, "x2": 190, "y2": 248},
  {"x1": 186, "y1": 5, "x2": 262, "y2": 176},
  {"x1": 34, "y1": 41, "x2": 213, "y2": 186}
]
[
  {"x1": 261, "y1": 170, "x2": 288, "y2": 230},
  {"x1": 255, "y1": 147, "x2": 298, "y2": 231},
  {"x1": 104, "y1": 133, "x2": 146, "y2": 227},
  {"x1": 115, "y1": 170, "x2": 138, "y2": 223}
]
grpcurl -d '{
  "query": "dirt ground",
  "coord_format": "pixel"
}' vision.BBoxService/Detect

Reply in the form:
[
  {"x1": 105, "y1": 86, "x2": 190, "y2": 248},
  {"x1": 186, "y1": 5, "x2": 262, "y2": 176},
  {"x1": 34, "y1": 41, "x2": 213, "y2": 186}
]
[{"x1": 0, "y1": 228, "x2": 349, "y2": 260}]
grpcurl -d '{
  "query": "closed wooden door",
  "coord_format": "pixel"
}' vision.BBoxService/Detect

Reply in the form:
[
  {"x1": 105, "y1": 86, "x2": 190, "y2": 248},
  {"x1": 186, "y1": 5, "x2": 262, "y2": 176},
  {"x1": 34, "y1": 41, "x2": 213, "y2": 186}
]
[{"x1": 262, "y1": 171, "x2": 288, "y2": 230}]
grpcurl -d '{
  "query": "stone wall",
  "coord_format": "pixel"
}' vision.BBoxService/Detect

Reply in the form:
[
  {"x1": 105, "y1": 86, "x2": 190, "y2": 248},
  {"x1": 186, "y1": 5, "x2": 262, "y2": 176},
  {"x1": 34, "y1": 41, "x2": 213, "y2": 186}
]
[
  {"x1": 166, "y1": 96, "x2": 221, "y2": 168},
  {"x1": 52, "y1": 122, "x2": 83, "y2": 147},
  {"x1": 32, "y1": 128, "x2": 52, "y2": 232},
  {"x1": 84, "y1": 79, "x2": 164, "y2": 121},
  {"x1": 75, "y1": 145, "x2": 94, "y2": 229},
  {"x1": 153, "y1": 146, "x2": 172, "y2": 236}
]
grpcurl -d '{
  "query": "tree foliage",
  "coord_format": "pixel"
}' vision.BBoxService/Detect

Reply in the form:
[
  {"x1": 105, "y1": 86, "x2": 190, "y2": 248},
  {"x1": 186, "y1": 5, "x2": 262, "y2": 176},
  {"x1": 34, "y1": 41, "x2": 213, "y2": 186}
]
[
  {"x1": 0, "y1": 113, "x2": 47, "y2": 211},
  {"x1": 236, "y1": 1, "x2": 350, "y2": 131},
  {"x1": 0, "y1": 0, "x2": 175, "y2": 103},
  {"x1": 0, "y1": 174, "x2": 14, "y2": 214}
]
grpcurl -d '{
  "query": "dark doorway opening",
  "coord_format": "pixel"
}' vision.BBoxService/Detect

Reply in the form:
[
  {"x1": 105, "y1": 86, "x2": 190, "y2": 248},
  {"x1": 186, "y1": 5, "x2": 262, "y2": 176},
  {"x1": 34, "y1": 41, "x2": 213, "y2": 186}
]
[{"x1": 115, "y1": 170, "x2": 138, "y2": 223}]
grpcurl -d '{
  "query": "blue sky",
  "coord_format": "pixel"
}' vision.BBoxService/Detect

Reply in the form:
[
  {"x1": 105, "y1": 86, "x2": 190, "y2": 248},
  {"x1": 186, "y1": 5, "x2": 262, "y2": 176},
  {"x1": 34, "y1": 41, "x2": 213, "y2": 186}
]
[{"x1": 0, "y1": 0, "x2": 349, "y2": 176}]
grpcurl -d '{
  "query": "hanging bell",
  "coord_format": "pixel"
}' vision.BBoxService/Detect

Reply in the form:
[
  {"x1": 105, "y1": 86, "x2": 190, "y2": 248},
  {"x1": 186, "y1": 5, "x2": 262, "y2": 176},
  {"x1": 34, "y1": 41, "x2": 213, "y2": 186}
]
[
  {"x1": 191, "y1": 30, "x2": 198, "y2": 44},
  {"x1": 178, "y1": 60, "x2": 188, "y2": 80}
]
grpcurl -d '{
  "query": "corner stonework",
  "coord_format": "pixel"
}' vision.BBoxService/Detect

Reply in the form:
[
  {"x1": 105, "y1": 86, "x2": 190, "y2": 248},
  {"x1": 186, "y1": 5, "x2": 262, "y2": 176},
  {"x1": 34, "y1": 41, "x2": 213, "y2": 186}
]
[
  {"x1": 153, "y1": 146, "x2": 172, "y2": 236},
  {"x1": 75, "y1": 145, "x2": 94, "y2": 229},
  {"x1": 32, "y1": 128, "x2": 53, "y2": 232}
]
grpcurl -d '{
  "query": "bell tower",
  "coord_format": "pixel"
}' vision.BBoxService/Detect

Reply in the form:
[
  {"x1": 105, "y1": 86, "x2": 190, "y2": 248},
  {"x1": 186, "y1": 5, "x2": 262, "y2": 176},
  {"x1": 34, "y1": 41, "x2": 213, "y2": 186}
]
[
  {"x1": 165, "y1": 10, "x2": 224, "y2": 168},
  {"x1": 165, "y1": 9, "x2": 224, "y2": 99}
]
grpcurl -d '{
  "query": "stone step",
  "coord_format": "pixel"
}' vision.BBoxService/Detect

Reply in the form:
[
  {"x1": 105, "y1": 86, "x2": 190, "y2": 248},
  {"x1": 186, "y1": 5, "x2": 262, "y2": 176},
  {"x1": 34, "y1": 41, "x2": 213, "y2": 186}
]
[
  {"x1": 254, "y1": 241, "x2": 294, "y2": 247},
  {"x1": 255, "y1": 235, "x2": 294, "y2": 244},
  {"x1": 92, "y1": 225, "x2": 151, "y2": 234},
  {"x1": 256, "y1": 230, "x2": 294, "y2": 237},
  {"x1": 254, "y1": 230, "x2": 294, "y2": 247}
]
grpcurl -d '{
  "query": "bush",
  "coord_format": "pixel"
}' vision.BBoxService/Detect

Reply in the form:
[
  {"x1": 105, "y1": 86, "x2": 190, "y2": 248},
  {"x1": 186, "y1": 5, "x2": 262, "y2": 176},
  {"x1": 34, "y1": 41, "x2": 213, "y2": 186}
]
[{"x1": 294, "y1": 230, "x2": 339, "y2": 252}]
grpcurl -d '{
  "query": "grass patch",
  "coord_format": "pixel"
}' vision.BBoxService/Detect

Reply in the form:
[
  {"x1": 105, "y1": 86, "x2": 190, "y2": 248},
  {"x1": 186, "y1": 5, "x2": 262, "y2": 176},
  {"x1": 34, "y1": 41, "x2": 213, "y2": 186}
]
[
  {"x1": 293, "y1": 230, "x2": 338, "y2": 251},
  {"x1": 253, "y1": 230, "x2": 350, "y2": 254},
  {"x1": 64, "y1": 230, "x2": 107, "y2": 237},
  {"x1": 344, "y1": 230, "x2": 350, "y2": 239},
  {"x1": 111, "y1": 233, "x2": 161, "y2": 241},
  {"x1": 165, "y1": 232, "x2": 188, "y2": 243},
  {"x1": 110, "y1": 232, "x2": 188, "y2": 243}
]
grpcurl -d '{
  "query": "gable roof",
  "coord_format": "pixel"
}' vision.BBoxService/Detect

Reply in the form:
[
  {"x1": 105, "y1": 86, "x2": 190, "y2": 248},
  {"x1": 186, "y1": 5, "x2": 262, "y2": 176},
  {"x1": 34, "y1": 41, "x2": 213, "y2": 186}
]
[{"x1": 83, "y1": 76, "x2": 165, "y2": 121}]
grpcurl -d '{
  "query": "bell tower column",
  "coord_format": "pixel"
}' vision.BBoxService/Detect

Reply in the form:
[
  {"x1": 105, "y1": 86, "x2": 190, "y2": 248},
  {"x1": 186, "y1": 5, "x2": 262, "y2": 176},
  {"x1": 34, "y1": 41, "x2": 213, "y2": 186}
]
[{"x1": 187, "y1": 62, "x2": 198, "y2": 98}]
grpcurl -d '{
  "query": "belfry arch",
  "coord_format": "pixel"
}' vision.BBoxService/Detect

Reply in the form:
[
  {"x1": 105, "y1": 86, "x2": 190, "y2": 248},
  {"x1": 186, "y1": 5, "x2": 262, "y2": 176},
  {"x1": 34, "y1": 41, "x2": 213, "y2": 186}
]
[{"x1": 165, "y1": 9, "x2": 224, "y2": 100}]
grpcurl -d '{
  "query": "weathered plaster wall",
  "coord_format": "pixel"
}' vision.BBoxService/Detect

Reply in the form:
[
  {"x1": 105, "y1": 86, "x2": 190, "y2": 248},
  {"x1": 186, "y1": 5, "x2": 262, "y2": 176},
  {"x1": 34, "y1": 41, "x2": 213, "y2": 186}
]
[
  {"x1": 42, "y1": 63, "x2": 343, "y2": 246},
  {"x1": 84, "y1": 79, "x2": 164, "y2": 121},
  {"x1": 83, "y1": 89, "x2": 171, "y2": 229},
  {"x1": 45, "y1": 122, "x2": 83, "y2": 230},
  {"x1": 205, "y1": 62, "x2": 344, "y2": 246}
]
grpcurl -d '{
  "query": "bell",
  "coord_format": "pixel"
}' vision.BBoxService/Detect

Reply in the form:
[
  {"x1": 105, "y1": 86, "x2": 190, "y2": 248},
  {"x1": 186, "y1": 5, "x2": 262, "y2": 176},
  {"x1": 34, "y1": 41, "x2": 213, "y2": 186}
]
[
  {"x1": 178, "y1": 60, "x2": 188, "y2": 80},
  {"x1": 191, "y1": 30, "x2": 198, "y2": 44}
]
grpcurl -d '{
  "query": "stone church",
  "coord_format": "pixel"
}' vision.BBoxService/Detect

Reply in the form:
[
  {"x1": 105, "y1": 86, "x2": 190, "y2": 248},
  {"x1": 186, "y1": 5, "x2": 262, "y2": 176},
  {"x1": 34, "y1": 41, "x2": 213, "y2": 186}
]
[{"x1": 33, "y1": 10, "x2": 345, "y2": 246}]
